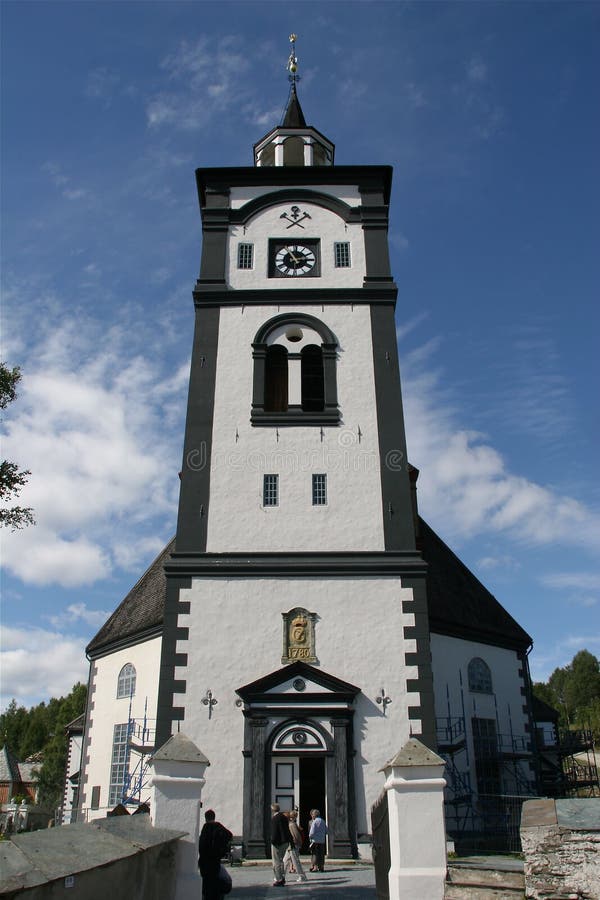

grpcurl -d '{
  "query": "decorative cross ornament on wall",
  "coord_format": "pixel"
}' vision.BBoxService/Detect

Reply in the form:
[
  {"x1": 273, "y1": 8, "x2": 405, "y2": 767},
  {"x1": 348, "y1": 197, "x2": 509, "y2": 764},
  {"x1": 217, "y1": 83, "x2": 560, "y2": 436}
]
[
  {"x1": 376, "y1": 688, "x2": 392, "y2": 715},
  {"x1": 202, "y1": 689, "x2": 218, "y2": 719},
  {"x1": 280, "y1": 206, "x2": 312, "y2": 229}
]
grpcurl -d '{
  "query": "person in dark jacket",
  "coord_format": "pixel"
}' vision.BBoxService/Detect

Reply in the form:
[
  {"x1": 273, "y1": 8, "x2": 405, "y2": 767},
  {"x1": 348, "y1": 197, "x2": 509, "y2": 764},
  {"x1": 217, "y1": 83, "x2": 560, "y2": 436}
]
[
  {"x1": 270, "y1": 803, "x2": 292, "y2": 886},
  {"x1": 198, "y1": 809, "x2": 232, "y2": 900}
]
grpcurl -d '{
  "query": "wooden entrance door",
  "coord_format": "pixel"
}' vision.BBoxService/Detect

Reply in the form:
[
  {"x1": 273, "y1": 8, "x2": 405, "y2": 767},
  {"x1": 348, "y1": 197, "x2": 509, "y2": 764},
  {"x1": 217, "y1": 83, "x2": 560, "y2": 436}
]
[{"x1": 271, "y1": 756, "x2": 299, "y2": 811}]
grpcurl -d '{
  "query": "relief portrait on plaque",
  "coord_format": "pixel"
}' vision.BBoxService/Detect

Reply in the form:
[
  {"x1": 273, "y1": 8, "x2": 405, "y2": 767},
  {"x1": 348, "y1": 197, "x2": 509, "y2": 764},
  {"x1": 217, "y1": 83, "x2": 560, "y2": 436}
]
[{"x1": 282, "y1": 607, "x2": 317, "y2": 664}]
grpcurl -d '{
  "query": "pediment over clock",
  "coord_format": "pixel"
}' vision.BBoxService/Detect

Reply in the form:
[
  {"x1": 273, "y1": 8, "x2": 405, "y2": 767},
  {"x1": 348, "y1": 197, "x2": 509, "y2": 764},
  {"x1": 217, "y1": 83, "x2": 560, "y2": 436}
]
[{"x1": 236, "y1": 661, "x2": 360, "y2": 705}]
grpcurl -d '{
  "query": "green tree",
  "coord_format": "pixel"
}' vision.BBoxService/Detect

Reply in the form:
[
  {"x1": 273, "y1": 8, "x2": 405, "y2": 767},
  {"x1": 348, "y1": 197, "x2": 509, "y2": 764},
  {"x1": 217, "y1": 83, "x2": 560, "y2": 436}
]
[
  {"x1": 535, "y1": 649, "x2": 600, "y2": 738},
  {"x1": 0, "y1": 363, "x2": 34, "y2": 530},
  {"x1": 1, "y1": 684, "x2": 87, "y2": 809},
  {"x1": 36, "y1": 683, "x2": 87, "y2": 808},
  {"x1": 0, "y1": 699, "x2": 29, "y2": 756}
]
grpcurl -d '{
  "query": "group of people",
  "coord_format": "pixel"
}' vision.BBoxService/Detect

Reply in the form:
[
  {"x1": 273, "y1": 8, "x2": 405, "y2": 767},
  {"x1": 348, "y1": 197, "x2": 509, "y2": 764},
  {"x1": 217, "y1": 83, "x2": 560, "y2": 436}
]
[
  {"x1": 270, "y1": 804, "x2": 328, "y2": 887},
  {"x1": 197, "y1": 805, "x2": 328, "y2": 896}
]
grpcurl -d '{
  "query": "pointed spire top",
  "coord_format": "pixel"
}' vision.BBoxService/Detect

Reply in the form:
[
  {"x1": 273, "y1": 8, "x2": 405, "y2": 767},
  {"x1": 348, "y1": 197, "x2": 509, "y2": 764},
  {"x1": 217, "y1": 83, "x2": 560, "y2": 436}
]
[
  {"x1": 253, "y1": 34, "x2": 334, "y2": 167},
  {"x1": 282, "y1": 33, "x2": 307, "y2": 128},
  {"x1": 287, "y1": 33, "x2": 299, "y2": 85}
]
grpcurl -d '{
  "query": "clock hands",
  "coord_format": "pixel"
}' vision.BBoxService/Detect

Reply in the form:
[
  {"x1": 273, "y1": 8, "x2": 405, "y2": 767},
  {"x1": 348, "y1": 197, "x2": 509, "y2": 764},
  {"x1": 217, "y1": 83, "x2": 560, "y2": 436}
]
[{"x1": 284, "y1": 246, "x2": 304, "y2": 266}]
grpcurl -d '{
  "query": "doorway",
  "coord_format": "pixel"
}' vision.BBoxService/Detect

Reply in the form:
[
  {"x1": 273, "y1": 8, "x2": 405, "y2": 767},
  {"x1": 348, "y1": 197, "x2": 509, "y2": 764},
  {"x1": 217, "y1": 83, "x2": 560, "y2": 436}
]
[{"x1": 299, "y1": 757, "x2": 325, "y2": 852}]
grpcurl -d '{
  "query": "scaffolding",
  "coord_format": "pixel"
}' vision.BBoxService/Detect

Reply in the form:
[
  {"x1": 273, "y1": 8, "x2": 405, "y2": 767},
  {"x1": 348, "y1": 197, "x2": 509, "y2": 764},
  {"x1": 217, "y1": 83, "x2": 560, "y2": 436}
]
[
  {"x1": 536, "y1": 726, "x2": 599, "y2": 798},
  {"x1": 120, "y1": 696, "x2": 156, "y2": 807},
  {"x1": 436, "y1": 678, "x2": 537, "y2": 853}
]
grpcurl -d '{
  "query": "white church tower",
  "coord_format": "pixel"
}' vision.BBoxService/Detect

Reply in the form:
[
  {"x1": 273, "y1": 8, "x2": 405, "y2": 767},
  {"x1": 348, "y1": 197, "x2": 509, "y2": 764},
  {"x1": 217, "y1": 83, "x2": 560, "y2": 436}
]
[{"x1": 155, "y1": 36, "x2": 435, "y2": 858}]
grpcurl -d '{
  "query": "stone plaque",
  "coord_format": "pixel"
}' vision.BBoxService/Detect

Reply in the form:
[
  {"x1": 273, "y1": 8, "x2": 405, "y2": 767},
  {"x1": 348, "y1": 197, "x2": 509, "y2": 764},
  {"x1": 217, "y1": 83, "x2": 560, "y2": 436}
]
[{"x1": 281, "y1": 607, "x2": 317, "y2": 664}]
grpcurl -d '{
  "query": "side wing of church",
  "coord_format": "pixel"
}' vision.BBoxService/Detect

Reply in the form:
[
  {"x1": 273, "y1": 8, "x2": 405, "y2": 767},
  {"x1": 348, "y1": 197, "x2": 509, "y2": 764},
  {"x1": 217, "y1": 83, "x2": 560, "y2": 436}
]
[{"x1": 73, "y1": 51, "x2": 537, "y2": 855}]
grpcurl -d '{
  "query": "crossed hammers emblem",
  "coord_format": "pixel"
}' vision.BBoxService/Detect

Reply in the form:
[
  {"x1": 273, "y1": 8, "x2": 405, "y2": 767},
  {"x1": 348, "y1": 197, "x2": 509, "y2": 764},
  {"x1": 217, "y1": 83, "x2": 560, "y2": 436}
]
[{"x1": 280, "y1": 205, "x2": 312, "y2": 229}]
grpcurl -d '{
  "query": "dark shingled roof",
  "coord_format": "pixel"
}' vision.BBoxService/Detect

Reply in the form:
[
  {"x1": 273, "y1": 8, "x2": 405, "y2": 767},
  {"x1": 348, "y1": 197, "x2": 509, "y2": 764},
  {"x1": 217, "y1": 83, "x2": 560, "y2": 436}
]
[
  {"x1": 86, "y1": 538, "x2": 175, "y2": 657},
  {"x1": 420, "y1": 517, "x2": 532, "y2": 650},
  {"x1": 87, "y1": 521, "x2": 531, "y2": 656},
  {"x1": 282, "y1": 85, "x2": 307, "y2": 128},
  {"x1": 531, "y1": 694, "x2": 559, "y2": 723}
]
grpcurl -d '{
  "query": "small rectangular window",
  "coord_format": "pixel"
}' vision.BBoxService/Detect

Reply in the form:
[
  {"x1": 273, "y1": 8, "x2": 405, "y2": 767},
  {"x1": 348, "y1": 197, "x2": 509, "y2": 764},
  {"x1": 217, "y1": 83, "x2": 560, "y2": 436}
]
[
  {"x1": 91, "y1": 786, "x2": 101, "y2": 810},
  {"x1": 237, "y1": 242, "x2": 254, "y2": 269},
  {"x1": 334, "y1": 242, "x2": 351, "y2": 268},
  {"x1": 312, "y1": 473, "x2": 327, "y2": 506},
  {"x1": 263, "y1": 474, "x2": 279, "y2": 507}
]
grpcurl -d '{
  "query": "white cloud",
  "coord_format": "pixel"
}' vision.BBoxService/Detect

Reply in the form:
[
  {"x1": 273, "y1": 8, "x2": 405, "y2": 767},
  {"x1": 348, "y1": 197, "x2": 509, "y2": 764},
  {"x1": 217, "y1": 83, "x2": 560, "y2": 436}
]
[
  {"x1": 405, "y1": 82, "x2": 427, "y2": 108},
  {"x1": 46, "y1": 602, "x2": 111, "y2": 629},
  {"x1": 85, "y1": 67, "x2": 121, "y2": 103},
  {"x1": 147, "y1": 34, "x2": 253, "y2": 131},
  {"x1": 402, "y1": 338, "x2": 600, "y2": 552},
  {"x1": 0, "y1": 625, "x2": 88, "y2": 711},
  {"x1": 476, "y1": 555, "x2": 521, "y2": 571},
  {"x1": 2, "y1": 529, "x2": 109, "y2": 587},
  {"x1": 540, "y1": 572, "x2": 600, "y2": 591},
  {"x1": 390, "y1": 231, "x2": 410, "y2": 252},
  {"x1": 467, "y1": 56, "x2": 487, "y2": 84},
  {"x1": 0, "y1": 304, "x2": 183, "y2": 589}
]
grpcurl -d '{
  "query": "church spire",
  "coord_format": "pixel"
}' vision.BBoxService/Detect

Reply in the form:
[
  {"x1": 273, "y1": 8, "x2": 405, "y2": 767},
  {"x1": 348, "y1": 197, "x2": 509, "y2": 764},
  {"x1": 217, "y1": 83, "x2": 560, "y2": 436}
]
[
  {"x1": 282, "y1": 34, "x2": 307, "y2": 128},
  {"x1": 253, "y1": 34, "x2": 334, "y2": 167}
]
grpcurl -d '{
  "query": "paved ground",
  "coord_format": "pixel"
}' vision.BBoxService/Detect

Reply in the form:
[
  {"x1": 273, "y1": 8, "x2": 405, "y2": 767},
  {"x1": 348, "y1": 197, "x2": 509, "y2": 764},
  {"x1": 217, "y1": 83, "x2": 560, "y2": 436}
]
[{"x1": 224, "y1": 862, "x2": 377, "y2": 898}]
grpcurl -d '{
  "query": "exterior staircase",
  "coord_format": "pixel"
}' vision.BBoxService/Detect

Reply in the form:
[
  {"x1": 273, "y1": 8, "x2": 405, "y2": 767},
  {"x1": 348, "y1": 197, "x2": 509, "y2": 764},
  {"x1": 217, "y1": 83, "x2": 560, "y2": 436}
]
[{"x1": 445, "y1": 858, "x2": 525, "y2": 899}]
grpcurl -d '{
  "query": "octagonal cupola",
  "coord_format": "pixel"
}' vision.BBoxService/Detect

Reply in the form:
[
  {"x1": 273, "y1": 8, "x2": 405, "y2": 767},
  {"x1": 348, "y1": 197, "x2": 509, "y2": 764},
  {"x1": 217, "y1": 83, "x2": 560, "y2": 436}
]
[{"x1": 253, "y1": 35, "x2": 335, "y2": 168}]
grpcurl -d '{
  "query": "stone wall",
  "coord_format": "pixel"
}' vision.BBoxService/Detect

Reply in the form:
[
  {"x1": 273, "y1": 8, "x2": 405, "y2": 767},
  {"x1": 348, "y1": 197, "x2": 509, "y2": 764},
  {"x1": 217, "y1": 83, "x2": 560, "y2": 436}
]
[{"x1": 520, "y1": 798, "x2": 600, "y2": 900}]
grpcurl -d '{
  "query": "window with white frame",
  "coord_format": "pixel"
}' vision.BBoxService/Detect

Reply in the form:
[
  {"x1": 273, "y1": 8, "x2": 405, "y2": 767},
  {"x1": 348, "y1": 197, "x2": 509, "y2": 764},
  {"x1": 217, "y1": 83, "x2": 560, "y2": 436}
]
[
  {"x1": 334, "y1": 242, "x2": 351, "y2": 268},
  {"x1": 108, "y1": 723, "x2": 131, "y2": 807},
  {"x1": 117, "y1": 663, "x2": 136, "y2": 699},
  {"x1": 468, "y1": 657, "x2": 493, "y2": 694},
  {"x1": 312, "y1": 473, "x2": 327, "y2": 505},
  {"x1": 263, "y1": 474, "x2": 279, "y2": 507},
  {"x1": 237, "y1": 242, "x2": 254, "y2": 269}
]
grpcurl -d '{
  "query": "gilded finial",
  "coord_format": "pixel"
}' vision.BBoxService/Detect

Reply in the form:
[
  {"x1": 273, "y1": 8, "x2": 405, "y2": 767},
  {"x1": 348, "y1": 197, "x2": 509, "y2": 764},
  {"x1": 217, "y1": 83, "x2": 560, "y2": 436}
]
[{"x1": 287, "y1": 33, "x2": 299, "y2": 84}]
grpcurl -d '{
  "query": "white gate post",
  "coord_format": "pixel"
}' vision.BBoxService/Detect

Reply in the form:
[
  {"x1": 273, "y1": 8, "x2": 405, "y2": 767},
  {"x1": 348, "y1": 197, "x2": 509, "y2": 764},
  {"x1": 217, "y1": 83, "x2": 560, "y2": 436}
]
[
  {"x1": 382, "y1": 738, "x2": 447, "y2": 900},
  {"x1": 149, "y1": 733, "x2": 210, "y2": 900}
]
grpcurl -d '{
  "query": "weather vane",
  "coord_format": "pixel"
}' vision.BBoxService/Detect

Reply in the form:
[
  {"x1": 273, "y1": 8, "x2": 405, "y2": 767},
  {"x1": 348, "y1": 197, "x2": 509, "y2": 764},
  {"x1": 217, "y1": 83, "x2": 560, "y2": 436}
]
[{"x1": 287, "y1": 33, "x2": 300, "y2": 85}]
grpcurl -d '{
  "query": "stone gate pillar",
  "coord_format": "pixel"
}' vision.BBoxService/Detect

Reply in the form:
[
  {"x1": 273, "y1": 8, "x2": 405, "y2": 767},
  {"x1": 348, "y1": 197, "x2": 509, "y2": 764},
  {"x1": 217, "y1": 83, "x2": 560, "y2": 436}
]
[
  {"x1": 149, "y1": 733, "x2": 210, "y2": 900},
  {"x1": 382, "y1": 738, "x2": 446, "y2": 900}
]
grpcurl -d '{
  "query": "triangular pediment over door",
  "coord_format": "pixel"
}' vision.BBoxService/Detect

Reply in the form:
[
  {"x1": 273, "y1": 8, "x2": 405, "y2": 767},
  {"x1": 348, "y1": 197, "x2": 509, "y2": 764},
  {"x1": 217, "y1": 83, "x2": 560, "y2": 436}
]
[{"x1": 236, "y1": 661, "x2": 360, "y2": 706}]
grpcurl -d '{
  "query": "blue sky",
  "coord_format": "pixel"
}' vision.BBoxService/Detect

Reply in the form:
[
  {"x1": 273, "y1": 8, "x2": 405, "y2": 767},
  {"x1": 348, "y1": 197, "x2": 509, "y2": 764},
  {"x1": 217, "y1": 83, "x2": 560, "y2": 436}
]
[{"x1": 1, "y1": 1, "x2": 599, "y2": 711}]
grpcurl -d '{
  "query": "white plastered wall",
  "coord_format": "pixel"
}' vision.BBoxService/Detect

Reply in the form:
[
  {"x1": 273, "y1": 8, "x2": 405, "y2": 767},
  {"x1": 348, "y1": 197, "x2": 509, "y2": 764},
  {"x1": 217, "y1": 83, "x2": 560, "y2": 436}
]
[
  {"x1": 226, "y1": 196, "x2": 365, "y2": 290},
  {"x1": 206, "y1": 303, "x2": 385, "y2": 553},
  {"x1": 171, "y1": 576, "x2": 419, "y2": 837},
  {"x1": 81, "y1": 637, "x2": 161, "y2": 820}
]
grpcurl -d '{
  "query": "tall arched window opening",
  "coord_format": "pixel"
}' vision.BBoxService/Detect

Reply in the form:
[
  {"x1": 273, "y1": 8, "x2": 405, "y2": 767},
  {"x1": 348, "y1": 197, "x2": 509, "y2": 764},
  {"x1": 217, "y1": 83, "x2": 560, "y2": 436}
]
[
  {"x1": 468, "y1": 658, "x2": 493, "y2": 694},
  {"x1": 283, "y1": 136, "x2": 304, "y2": 166},
  {"x1": 265, "y1": 345, "x2": 288, "y2": 412},
  {"x1": 252, "y1": 313, "x2": 339, "y2": 425},
  {"x1": 301, "y1": 346, "x2": 324, "y2": 411},
  {"x1": 117, "y1": 663, "x2": 136, "y2": 699}
]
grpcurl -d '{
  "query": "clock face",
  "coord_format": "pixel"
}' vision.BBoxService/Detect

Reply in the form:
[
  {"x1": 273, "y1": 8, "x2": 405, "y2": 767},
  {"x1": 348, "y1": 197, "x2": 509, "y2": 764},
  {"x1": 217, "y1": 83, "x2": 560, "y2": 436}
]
[{"x1": 270, "y1": 240, "x2": 320, "y2": 278}]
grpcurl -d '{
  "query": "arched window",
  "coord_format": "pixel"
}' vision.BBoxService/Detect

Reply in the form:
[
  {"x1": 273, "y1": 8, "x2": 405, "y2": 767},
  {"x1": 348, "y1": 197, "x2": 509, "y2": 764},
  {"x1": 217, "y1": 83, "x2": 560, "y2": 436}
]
[
  {"x1": 117, "y1": 663, "x2": 136, "y2": 699},
  {"x1": 301, "y1": 346, "x2": 324, "y2": 411},
  {"x1": 258, "y1": 143, "x2": 275, "y2": 167},
  {"x1": 283, "y1": 136, "x2": 304, "y2": 166},
  {"x1": 468, "y1": 658, "x2": 493, "y2": 694},
  {"x1": 251, "y1": 313, "x2": 339, "y2": 425},
  {"x1": 265, "y1": 345, "x2": 288, "y2": 412}
]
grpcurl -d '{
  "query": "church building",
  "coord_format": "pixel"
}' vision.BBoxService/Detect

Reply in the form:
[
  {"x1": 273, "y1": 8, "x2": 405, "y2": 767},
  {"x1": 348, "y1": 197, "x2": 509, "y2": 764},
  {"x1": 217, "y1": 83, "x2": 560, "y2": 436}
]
[{"x1": 74, "y1": 39, "x2": 537, "y2": 855}]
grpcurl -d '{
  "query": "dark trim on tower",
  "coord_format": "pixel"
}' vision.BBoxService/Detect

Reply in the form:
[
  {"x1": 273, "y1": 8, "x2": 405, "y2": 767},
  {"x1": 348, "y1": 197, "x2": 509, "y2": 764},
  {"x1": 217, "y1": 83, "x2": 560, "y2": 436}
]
[
  {"x1": 164, "y1": 551, "x2": 427, "y2": 578},
  {"x1": 370, "y1": 305, "x2": 416, "y2": 550},
  {"x1": 196, "y1": 165, "x2": 393, "y2": 208},
  {"x1": 155, "y1": 575, "x2": 192, "y2": 749},
  {"x1": 401, "y1": 577, "x2": 437, "y2": 752},
  {"x1": 176, "y1": 305, "x2": 220, "y2": 553},
  {"x1": 193, "y1": 286, "x2": 398, "y2": 307}
]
